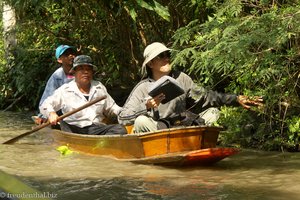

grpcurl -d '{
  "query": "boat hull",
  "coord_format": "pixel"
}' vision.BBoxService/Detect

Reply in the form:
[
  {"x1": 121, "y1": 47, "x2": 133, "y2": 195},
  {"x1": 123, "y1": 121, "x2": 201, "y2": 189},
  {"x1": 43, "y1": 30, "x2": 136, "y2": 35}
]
[
  {"x1": 50, "y1": 129, "x2": 144, "y2": 158},
  {"x1": 137, "y1": 126, "x2": 220, "y2": 157},
  {"x1": 48, "y1": 126, "x2": 238, "y2": 166},
  {"x1": 126, "y1": 148, "x2": 239, "y2": 166}
]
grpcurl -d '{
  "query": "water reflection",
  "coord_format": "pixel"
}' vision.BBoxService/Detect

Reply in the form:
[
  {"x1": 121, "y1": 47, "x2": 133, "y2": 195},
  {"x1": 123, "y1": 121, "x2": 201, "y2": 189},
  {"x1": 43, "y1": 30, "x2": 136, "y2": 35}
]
[{"x1": 0, "y1": 111, "x2": 300, "y2": 200}]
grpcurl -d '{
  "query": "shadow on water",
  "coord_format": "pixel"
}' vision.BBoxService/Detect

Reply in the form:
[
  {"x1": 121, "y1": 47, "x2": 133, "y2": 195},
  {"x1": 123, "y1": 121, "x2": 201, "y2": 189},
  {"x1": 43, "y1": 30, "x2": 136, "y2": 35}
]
[{"x1": 1, "y1": 111, "x2": 300, "y2": 200}]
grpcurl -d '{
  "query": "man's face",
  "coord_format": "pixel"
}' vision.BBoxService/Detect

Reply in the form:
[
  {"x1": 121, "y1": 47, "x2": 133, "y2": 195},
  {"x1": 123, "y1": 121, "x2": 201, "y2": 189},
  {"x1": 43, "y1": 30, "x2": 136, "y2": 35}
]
[
  {"x1": 74, "y1": 65, "x2": 93, "y2": 85},
  {"x1": 58, "y1": 48, "x2": 77, "y2": 73}
]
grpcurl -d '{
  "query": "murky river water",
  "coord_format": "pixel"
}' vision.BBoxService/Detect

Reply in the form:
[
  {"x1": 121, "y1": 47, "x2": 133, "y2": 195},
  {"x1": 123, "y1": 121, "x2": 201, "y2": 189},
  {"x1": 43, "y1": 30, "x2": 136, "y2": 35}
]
[{"x1": 0, "y1": 111, "x2": 300, "y2": 200}]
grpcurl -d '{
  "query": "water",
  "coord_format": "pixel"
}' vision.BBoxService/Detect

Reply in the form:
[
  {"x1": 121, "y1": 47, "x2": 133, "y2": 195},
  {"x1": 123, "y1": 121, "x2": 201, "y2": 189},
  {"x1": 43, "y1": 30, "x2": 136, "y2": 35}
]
[{"x1": 0, "y1": 111, "x2": 300, "y2": 200}]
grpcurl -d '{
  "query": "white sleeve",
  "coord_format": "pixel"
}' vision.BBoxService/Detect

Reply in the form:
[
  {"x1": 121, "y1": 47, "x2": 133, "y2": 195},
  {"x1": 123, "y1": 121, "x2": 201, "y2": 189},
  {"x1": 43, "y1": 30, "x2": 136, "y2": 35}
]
[{"x1": 39, "y1": 87, "x2": 63, "y2": 118}]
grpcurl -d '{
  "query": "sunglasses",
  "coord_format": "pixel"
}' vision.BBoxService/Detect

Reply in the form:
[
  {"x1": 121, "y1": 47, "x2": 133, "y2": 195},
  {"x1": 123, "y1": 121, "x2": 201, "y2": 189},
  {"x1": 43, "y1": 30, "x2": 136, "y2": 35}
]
[
  {"x1": 62, "y1": 49, "x2": 77, "y2": 57},
  {"x1": 156, "y1": 51, "x2": 171, "y2": 59}
]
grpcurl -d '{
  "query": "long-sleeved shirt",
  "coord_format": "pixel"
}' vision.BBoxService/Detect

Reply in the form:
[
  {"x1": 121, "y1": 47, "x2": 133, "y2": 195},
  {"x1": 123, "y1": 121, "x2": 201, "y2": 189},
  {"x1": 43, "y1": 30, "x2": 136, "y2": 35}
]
[
  {"x1": 118, "y1": 71, "x2": 239, "y2": 125},
  {"x1": 39, "y1": 67, "x2": 74, "y2": 107},
  {"x1": 40, "y1": 80, "x2": 121, "y2": 128}
]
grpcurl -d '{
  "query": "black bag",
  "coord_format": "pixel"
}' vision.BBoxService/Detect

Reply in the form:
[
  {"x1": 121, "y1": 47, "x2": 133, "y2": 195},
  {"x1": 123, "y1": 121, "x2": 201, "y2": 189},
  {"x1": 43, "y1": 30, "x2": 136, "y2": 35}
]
[
  {"x1": 157, "y1": 111, "x2": 205, "y2": 129},
  {"x1": 180, "y1": 111, "x2": 205, "y2": 126}
]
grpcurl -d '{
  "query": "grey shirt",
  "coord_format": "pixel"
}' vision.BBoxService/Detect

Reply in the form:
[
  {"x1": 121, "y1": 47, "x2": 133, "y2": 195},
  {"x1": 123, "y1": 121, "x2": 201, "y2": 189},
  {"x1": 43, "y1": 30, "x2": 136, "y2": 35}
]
[{"x1": 118, "y1": 71, "x2": 239, "y2": 125}]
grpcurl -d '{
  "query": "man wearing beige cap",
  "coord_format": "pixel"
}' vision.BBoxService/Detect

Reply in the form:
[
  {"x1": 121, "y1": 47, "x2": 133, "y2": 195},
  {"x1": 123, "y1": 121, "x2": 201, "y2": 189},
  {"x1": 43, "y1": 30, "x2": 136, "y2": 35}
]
[{"x1": 118, "y1": 42, "x2": 263, "y2": 133}]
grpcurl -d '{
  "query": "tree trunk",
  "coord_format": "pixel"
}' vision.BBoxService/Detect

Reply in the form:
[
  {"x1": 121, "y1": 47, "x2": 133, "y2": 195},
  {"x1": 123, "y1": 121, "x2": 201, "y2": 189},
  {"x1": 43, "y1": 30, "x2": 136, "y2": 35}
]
[{"x1": 2, "y1": 4, "x2": 17, "y2": 61}]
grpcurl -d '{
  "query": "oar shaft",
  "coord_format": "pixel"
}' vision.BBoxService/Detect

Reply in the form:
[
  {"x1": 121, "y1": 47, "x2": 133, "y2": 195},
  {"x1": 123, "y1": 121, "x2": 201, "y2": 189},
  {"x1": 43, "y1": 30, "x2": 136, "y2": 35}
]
[
  {"x1": 3, "y1": 95, "x2": 107, "y2": 144},
  {"x1": 3, "y1": 122, "x2": 51, "y2": 144},
  {"x1": 56, "y1": 95, "x2": 107, "y2": 121}
]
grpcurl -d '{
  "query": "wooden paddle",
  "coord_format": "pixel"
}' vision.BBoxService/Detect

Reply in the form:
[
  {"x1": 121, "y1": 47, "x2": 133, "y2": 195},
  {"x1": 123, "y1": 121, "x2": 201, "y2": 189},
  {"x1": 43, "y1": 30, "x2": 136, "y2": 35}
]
[{"x1": 3, "y1": 95, "x2": 107, "y2": 144}]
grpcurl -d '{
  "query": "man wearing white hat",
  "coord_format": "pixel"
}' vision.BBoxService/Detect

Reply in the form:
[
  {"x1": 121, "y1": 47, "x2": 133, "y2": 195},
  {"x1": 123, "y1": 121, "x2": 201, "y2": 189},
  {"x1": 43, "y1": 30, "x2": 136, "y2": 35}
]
[{"x1": 118, "y1": 42, "x2": 263, "y2": 133}]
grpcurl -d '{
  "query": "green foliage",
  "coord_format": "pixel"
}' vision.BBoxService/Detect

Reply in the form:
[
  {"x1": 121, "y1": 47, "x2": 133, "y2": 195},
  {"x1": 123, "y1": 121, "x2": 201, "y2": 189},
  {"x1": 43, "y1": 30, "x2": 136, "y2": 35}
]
[
  {"x1": 135, "y1": 0, "x2": 170, "y2": 21},
  {"x1": 217, "y1": 106, "x2": 263, "y2": 148},
  {"x1": 172, "y1": 1, "x2": 300, "y2": 151},
  {"x1": 288, "y1": 116, "x2": 300, "y2": 134},
  {"x1": 286, "y1": 116, "x2": 300, "y2": 147},
  {"x1": 8, "y1": 47, "x2": 54, "y2": 107},
  {"x1": 0, "y1": 5, "x2": 10, "y2": 105},
  {"x1": 0, "y1": 0, "x2": 178, "y2": 110}
]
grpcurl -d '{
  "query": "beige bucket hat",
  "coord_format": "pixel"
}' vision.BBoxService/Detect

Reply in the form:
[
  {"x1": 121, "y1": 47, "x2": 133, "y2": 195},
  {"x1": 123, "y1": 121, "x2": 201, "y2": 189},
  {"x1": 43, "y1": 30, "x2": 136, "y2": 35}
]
[{"x1": 141, "y1": 42, "x2": 171, "y2": 75}]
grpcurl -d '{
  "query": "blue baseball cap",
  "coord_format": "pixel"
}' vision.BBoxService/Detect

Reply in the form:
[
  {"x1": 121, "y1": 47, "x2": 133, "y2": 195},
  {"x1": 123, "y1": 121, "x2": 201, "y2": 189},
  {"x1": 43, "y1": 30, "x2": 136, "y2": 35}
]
[{"x1": 55, "y1": 45, "x2": 76, "y2": 59}]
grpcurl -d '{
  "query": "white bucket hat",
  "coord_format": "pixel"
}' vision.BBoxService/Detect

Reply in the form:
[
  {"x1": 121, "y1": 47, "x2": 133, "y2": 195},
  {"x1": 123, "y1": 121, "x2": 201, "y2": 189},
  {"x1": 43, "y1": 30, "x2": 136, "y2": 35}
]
[{"x1": 141, "y1": 42, "x2": 171, "y2": 75}]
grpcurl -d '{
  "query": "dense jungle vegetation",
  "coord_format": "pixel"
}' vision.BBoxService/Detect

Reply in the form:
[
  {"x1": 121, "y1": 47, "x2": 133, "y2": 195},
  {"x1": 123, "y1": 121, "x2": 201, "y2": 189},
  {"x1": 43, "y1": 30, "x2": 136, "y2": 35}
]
[{"x1": 0, "y1": 0, "x2": 299, "y2": 151}]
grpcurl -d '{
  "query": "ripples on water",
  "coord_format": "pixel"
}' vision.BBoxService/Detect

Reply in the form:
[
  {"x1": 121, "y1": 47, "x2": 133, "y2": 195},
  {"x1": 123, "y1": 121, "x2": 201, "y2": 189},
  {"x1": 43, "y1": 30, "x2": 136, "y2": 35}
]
[{"x1": 0, "y1": 111, "x2": 300, "y2": 200}]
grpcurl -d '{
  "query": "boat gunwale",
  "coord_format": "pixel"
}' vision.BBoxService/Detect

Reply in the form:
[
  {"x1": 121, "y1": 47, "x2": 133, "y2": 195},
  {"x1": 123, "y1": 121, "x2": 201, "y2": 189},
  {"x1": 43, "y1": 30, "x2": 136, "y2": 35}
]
[
  {"x1": 51, "y1": 129, "x2": 138, "y2": 138},
  {"x1": 135, "y1": 125, "x2": 223, "y2": 137},
  {"x1": 51, "y1": 125, "x2": 224, "y2": 138}
]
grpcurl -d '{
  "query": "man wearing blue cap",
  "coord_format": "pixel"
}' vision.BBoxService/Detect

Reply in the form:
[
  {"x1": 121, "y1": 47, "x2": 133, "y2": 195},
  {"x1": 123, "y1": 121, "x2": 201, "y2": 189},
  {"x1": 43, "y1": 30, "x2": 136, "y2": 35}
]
[
  {"x1": 39, "y1": 45, "x2": 77, "y2": 106},
  {"x1": 34, "y1": 45, "x2": 78, "y2": 124}
]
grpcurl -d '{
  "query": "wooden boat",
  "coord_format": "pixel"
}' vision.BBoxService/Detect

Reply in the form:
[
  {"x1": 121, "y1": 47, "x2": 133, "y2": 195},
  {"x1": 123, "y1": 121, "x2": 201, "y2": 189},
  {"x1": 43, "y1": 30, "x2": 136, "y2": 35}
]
[{"x1": 48, "y1": 125, "x2": 238, "y2": 166}]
